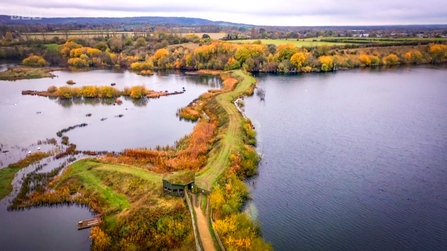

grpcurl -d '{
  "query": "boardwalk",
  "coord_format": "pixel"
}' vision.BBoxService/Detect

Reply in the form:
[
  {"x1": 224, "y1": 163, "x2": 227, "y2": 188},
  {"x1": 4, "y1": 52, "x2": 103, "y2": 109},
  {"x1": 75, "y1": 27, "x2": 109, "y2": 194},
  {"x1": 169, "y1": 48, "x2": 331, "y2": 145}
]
[
  {"x1": 192, "y1": 193, "x2": 216, "y2": 251},
  {"x1": 77, "y1": 217, "x2": 101, "y2": 230}
]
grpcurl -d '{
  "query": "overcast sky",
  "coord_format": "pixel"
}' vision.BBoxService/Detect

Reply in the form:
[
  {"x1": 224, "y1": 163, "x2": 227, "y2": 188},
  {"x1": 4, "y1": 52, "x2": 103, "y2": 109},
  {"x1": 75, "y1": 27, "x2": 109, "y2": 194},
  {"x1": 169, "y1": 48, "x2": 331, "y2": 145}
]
[{"x1": 2, "y1": 0, "x2": 447, "y2": 26}]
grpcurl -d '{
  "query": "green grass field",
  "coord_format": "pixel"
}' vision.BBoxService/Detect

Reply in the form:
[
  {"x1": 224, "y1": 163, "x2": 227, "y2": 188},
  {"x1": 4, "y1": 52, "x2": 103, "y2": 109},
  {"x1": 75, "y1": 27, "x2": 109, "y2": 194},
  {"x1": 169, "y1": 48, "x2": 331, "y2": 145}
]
[
  {"x1": 57, "y1": 160, "x2": 164, "y2": 210},
  {"x1": 44, "y1": 43, "x2": 60, "y2": 51},
  {"x1": 228, "y1": 39, "x2": 348, "y2": 47}
]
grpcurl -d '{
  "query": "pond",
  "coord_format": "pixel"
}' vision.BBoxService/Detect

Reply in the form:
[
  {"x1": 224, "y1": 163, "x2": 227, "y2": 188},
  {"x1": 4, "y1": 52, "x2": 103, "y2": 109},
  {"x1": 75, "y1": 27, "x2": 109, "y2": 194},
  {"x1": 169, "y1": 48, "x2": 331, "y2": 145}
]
[
  {"x1": 244, "y1": 65, "x2": 447, "y2": 251},
  {"x1": 0, "y1": 67, "x2": 221, "y2": 153}
]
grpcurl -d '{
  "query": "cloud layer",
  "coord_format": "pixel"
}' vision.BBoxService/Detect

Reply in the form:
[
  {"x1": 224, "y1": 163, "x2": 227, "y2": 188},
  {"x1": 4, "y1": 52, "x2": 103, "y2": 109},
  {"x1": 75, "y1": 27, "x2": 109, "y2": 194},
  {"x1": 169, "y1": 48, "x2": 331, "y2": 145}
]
[{"x1": 2, "y1": 0, "x2": 447, "y2": 26}]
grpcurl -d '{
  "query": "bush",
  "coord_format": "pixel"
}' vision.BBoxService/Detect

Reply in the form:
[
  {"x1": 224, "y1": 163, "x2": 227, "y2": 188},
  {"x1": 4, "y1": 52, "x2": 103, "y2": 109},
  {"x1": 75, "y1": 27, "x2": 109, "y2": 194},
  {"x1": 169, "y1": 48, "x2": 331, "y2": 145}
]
[
  {"x1": 22, "y1": 55, "x2": 47, "y2": 66},
  {"x1": 129, "y1": 85, "x2": 147, "y2": 99},
  {"x1": 47, "y1": 86, "x2": 58, "y2": 93}
]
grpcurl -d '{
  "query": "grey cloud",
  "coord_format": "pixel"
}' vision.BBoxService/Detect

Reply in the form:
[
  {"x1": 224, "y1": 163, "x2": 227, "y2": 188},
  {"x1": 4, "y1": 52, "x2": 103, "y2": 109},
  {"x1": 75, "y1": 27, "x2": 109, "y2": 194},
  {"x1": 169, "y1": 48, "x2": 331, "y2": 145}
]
[{"x1": 2, "y1": 0, "x2": 447, "y2": 25}]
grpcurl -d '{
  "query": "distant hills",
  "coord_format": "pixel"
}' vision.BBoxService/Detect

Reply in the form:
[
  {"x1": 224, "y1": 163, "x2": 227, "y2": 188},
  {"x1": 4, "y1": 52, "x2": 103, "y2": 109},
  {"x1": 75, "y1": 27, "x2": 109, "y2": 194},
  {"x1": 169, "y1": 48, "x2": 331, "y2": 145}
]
[
  {"x1": 0, "y1": 15, "x2": 251, "y2": 26},
  {"x1": 1, "y1": 15, "x2": 446, "y2": 29}
]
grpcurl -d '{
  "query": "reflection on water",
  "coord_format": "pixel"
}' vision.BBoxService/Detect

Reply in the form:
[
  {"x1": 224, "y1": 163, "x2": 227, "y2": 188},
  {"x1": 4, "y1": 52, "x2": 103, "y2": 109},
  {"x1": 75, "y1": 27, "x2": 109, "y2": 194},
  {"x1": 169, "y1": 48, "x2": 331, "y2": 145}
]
[
  {"x1": 245, "y1": 65, "x2": 447, "y2": 251},
  {"x1": 0, "y1": 66, "x2": 221, "y2": 150}
]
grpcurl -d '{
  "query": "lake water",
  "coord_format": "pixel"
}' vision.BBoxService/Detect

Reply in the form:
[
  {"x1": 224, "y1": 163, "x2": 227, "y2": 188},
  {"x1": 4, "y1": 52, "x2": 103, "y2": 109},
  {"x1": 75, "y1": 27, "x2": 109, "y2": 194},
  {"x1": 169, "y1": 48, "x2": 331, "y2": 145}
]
[
  {"x1": 0, "y1": 66, "x2": 221, "y2": 250},
  {"x1": 244, "y1": 65, "x2": 447, "y2": 250},
  {"x1": 0, "y1": 68, "x2": 221, "y2": 151}
]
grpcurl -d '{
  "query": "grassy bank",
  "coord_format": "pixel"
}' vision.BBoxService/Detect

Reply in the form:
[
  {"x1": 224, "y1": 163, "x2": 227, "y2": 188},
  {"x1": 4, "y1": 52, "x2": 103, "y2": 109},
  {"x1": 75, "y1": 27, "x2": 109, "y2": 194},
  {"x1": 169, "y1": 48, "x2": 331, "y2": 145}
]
[
  {"x1": 0, "y1": 152, "x2": 50, "y2": 200},
  {"x1": 0, "y1": 67, "x2": 62, "y2": 80}
]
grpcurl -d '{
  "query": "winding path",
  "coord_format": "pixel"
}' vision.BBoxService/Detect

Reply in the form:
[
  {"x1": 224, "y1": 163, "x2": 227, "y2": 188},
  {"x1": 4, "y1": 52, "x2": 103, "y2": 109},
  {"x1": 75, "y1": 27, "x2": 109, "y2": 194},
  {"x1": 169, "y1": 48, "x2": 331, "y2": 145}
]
[{"x1": 196, "y1": 70, "x2": 256, "y2": 190}]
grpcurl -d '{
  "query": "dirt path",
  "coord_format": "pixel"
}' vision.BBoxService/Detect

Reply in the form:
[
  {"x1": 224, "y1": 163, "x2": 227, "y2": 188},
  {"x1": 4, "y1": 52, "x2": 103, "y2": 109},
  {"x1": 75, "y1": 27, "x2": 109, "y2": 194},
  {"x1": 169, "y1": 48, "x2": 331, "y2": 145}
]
[{"x1": 194, "y1": 193, "x2": 216, "y2": 251}]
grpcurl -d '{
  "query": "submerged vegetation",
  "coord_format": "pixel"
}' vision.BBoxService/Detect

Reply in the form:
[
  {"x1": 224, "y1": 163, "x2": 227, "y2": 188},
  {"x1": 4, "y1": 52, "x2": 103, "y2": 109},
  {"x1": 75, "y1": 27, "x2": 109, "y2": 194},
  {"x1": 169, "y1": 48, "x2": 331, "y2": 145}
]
[
  {"x1": 0, "y1": 66, "x2": 61, "y2": 80},
  {"x1": 0, "y1": 152, "x2": 50, "y2": 200}
]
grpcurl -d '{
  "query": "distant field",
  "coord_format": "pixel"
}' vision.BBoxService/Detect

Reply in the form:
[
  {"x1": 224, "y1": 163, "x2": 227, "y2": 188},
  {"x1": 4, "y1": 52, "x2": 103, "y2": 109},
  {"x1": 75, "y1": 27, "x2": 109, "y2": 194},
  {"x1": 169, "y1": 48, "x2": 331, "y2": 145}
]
[
  {"x1": 167, "y1": 42, "x2": 200, "y2": 51},
  {"x1": 44, "y1": 43, "x2": 59, "y2": 51},
  {"x1": 320, "y1": 37, "x2": 447, "y2": 44},
  {"x1": 227, "y1": 39, "x2": 348, "y2": 47},
  {"x1": 23, "y1": 31, "x2": 146, "y2": 40},
  {"x1": 22, "y1": 31, "x2": 226, "y2": 41},
  {"x1": 177, "y1": 32, "x2": 226, "y2": 40}
]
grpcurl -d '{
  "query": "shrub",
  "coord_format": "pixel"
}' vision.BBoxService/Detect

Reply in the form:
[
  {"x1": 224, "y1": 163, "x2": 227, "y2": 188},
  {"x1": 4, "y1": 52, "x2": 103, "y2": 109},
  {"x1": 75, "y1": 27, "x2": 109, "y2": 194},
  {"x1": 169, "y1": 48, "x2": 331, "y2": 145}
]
[
  {"x1": 359, "y1": 55, "x2": 371, "y2": 66},
  {"x1": 129, "y1": 85, "x2": 147, "y2": 99},
  {"x1": 370, "y1": 56, "x2": 380, "y2": 66},
  {"x1": 22, "y1": 55, "x2": 47, "y2": 66},
  {"x1": 130, "y1": 61, "x2": 153, "y2": 71},
  {"x1": 47, "y1": 86, "x2": 58, "y2": 93},
  {"x1": 383, "y1": 54, "x2": 400, "y2": 65}
]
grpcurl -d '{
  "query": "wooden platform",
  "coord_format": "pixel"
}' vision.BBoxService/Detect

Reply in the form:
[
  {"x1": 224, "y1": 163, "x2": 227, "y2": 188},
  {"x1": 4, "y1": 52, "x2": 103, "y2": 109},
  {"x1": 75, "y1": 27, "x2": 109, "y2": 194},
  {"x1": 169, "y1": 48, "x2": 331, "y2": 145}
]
[{"x1": 77, "y1": 217, "x2": 101, "y2": 230}]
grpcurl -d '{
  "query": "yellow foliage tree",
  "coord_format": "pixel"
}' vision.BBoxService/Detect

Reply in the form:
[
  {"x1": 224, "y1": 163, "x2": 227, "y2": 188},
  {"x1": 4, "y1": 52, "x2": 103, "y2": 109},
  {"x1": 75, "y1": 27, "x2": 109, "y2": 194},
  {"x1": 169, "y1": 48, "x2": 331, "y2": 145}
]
[
  {"x1": 290, "y1": 52, "x2": 306, "y2": 70},
  {"x1": 275, "y1": 43, "x2": 298, "y2": 61},
  {"x1": 359, "y1": 55, "x2": 371, "y2": 66},
  {"x1": 235, "y1": 43, "x2": 267, "y2": 63},
  {"x1": 90, "y1": 226, "x2": 111, "y2": 251},
  {"x1": 318, "y1": 55, "x2": 334, "y2": 71},
  {"x1": 383, "y1": 54, "x2": 400, "y2": 65},
  {"x1": 22, "y1": 55, "x2": 47, "y2": 66},
  {"x1": 429, "y1": 44, "x2": 447, "y2": 62}
]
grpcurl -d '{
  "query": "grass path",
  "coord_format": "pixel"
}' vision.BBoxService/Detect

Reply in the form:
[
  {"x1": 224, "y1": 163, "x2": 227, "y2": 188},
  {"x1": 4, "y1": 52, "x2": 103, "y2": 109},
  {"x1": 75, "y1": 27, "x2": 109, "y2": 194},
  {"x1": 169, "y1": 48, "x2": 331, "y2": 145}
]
[
  {"x1": 196, "y1": 70, "x2": 256, "y2": 190},
  {"x1": 95, "y1": 164, "x2": 162, "y2": 182}
]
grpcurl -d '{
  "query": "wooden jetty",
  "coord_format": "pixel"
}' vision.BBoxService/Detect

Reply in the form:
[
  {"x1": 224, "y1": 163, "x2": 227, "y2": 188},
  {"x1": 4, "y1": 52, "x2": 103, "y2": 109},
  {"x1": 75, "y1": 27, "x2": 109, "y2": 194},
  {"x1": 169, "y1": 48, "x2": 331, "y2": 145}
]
[{"x1": 77, "y1": 217, "x2": 101, "y2": 230}]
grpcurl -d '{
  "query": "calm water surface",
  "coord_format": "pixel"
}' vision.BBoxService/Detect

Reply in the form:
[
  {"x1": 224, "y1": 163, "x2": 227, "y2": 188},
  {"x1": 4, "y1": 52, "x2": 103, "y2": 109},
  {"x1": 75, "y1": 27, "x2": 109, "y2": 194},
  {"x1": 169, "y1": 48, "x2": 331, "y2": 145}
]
[
  {"x1": 244, "y1": 65, "x2": 447, "y2": 251},
  {"x1": 0, "y1": 68, "x2": 220, "y2": 151}
]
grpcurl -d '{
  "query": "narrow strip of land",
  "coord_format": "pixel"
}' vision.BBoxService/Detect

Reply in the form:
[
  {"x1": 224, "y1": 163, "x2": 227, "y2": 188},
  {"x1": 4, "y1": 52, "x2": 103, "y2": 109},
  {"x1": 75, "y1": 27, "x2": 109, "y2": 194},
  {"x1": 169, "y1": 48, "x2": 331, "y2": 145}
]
[{"x1": 196, "y1": 70, "x2": 256, "y2": 190}]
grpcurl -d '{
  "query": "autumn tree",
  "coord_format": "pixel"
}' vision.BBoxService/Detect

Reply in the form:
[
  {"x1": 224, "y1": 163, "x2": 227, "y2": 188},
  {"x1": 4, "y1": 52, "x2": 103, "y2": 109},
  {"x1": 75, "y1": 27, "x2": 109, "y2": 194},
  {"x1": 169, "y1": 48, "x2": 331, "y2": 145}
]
[
  {"x1": 275, "y1": 43, "x2": 298, "y2": 61},
  {"x1": 383, "y1": 54, "x2": 400, "y2": 65},
  {"x1": 290, "y1": 52, "x2": 306, "y2": 70},
  {"x1": 22, "y1": 55, "x2": 47, "y2": 66},
  {"x1": 90, "y1": 227, "x2": 111, "y2": 251},
  {"x1": 135, "y1": 37, "x2": 147, "y2": 48},
  {"x1": 359, "y1": 55, "x2": 371, "y2": 66},
  {"x1": 151, "y1": 48, "x2": 170, "y2": 67},
  {"x1": 108, "y1": 38, "x2": 123, "y2": 52},
  {"x1": 235, "y1": 43, "x2": 267, "y2": 63},
  {"x1": 428, "y1": 44, "x2": 447, "y2": 63},
  {"x1": 318, "y1": 55, "x2": 334, "y2": 71},
  {"x1": 94, "y1": 41, "x2": 108, "y2": 52}
]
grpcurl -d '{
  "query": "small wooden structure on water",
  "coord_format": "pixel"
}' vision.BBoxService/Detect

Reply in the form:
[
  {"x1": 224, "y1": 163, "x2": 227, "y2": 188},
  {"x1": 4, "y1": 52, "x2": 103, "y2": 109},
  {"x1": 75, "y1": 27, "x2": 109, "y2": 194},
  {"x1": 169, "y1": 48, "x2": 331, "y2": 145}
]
[
  {"x1": 163, "y1": 171, "x2": 195, "y2": 197},
  {"x1": 77, "y1": 217, "x2": 102, "y2": 230}
]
